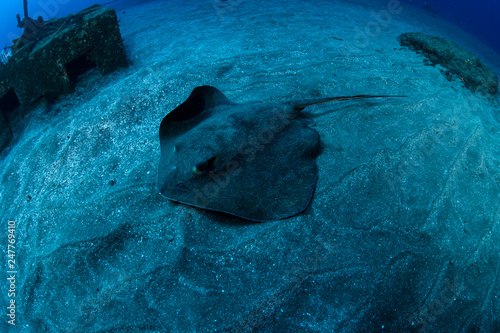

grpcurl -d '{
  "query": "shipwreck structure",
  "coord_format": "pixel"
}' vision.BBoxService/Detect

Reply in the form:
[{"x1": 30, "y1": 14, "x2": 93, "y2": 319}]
[{"x1": 0, "y1": 4, "x2": 127, "y2": 151}]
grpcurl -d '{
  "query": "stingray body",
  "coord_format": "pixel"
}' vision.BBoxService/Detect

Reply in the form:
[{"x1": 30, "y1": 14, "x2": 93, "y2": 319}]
[{"x1": 157, "y1": 86, "x2": 401, "y2": 222}]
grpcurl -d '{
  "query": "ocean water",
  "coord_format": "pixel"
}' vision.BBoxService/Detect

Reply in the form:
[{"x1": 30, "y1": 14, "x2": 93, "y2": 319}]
[
  {"x1": 401, "y1": 0, "x2": 500, "y2": 55},
  {"x1": 1, "y1": 0, "x2": 499, "y2": 332},
  {"x1": 1, "y1": 0, "x2": 499, "y2": 56},
  {"x1": 0, "y1": 0, "x2": 146, "y2": 50}
]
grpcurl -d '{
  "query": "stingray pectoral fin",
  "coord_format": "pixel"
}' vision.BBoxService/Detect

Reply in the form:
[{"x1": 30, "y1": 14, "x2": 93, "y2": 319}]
[
  {"x1": 294, "y1": 95, "x2": 407, "y2": 111},
  {"x1": 159, "y1": 86, "x2": 408, "y2": 222},
  {"x1": 165, "y1": 86, "x2": 233, "y2": 122},
  {"x1": 159, "y1": 86, "x2": 234, "y2": 140}
]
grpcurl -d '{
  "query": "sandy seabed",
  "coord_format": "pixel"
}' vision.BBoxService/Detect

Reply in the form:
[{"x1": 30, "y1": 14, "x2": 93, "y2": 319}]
[{"x1": 1, "y1": 0, "x2": 499, "y2": 332}]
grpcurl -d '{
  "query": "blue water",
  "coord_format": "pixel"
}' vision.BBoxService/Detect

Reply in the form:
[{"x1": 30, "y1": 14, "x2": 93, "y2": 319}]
[
  {"x1": 0, "y1": 0, "x2": 146, "y2": 49},
  {"x1": 401, "y1": 0, "x2": 500, "y2": 55},
  {"x1": 0, "y1": 0, "x2": 499, "y2": 55}
]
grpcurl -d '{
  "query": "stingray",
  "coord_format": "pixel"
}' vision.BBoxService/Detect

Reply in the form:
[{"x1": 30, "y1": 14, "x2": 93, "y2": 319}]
[{"x1": 157, "y1": 86, "x2": 403, "y2": 222}]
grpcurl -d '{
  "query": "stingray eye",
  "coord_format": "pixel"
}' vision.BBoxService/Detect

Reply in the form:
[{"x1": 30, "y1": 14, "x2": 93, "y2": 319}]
[{"x1": 193, "y1": 156, "x2": 218, "y2": 175}]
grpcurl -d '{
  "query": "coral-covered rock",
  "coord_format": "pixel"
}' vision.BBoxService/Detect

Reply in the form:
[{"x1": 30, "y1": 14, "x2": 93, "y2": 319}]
[{"x1": 399, "y1": 32, "x2": 498, "y2": 97}]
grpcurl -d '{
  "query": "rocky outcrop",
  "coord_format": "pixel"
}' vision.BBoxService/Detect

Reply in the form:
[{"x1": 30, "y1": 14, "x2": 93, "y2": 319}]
[{"x1": 399, "y1": 32, "x2": 498, "y2": 97}]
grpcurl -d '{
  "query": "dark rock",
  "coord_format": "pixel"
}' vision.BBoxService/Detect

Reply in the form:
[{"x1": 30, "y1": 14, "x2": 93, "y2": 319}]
[
  {"x1": 398, "y1": 32, "x2": 498, "y2": 97},
  {"x1": 0, "y1": 112, "x2": 12, "y2": 152}
]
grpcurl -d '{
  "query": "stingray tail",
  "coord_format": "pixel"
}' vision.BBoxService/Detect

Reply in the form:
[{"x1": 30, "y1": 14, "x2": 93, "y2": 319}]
[{"x1": 294, "y1": 95, "x2": 407, "y2": 112}]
